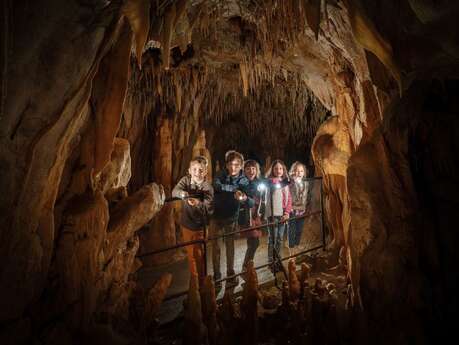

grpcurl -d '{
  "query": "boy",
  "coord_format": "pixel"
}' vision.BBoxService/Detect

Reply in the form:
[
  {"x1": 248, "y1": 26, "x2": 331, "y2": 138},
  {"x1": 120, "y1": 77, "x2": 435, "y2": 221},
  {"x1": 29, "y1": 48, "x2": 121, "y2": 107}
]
[
  {"x1": 172, "y1": 156, "x2": 213, "y2": 285},
  {"x1": 211, "y1": 150, "x2": 252, "y2": 287}
]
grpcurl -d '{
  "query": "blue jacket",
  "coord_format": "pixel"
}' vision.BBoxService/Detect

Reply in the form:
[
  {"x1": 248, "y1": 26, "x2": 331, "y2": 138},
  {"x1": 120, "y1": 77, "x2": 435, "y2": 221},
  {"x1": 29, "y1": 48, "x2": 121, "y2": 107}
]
[{"x1": 213, "y1": 170, "x2": 251, "y2": 223}]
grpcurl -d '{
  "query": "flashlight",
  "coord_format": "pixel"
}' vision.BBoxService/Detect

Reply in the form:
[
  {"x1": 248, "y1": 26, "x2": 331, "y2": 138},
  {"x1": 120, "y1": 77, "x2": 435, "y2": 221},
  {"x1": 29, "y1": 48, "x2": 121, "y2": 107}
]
[
  {"x1": 257, "y1": 183, "x2": 267, "y2": 192},
  {"x1": 238, "y1": 195, "x2": 244, "y2": 200}
]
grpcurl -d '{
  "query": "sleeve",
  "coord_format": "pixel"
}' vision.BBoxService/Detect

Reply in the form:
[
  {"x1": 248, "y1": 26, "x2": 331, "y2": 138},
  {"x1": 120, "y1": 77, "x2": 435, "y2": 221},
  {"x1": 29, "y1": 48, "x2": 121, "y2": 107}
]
[
  {"x1": 172, "y1": 176, "x2": 188, "y2": 198},
  {"x1": 284, "y1": 186, "x2": 293, "y2": 215},
  {"x1": 213, "y1": 173, "x2": 238, "y2": 193},
  {"x1": 201, "y1": 184, "x2": 214, "y2": 216},
  {"x1": 242, "y1": 179, "x2": 256, "y2": 207},
  {"x1": 305, "y1": 181, "x2": 313, "y2": 210}
]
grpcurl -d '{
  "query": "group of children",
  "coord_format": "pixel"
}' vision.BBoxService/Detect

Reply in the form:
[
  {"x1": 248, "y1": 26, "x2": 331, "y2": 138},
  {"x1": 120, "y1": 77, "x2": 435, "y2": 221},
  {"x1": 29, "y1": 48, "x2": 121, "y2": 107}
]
[{"x1": 172, "y1": 150, "x2": 311, "y2": 288}]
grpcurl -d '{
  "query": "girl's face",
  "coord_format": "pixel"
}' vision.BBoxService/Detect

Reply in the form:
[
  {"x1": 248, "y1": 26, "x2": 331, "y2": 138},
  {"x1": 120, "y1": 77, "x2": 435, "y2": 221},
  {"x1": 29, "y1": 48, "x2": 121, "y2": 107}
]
[
  {"x1": 244, "y1": 165, "x2": 257, "y2": 181},
  {"x1": 273, "y1": 163, "x2": 284, "y2": 178},
  {"x1": 227, "y1": 159, "x2": 242, "y2": 176},
  {"x1": 294, "y1": 165, "x2": 305, "y2": 178}
]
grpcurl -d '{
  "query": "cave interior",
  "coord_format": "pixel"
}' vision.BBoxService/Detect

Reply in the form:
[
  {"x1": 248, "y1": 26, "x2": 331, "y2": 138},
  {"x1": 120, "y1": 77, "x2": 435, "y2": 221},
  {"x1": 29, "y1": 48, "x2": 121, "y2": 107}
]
[{"x1": 1, "y1": 0, "x2": 459, "y2": 344}]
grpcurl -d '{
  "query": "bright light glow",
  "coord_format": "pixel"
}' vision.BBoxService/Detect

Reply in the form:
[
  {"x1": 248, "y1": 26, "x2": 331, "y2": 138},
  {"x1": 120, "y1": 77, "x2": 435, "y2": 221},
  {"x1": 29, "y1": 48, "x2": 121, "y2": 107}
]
[
  {"x1": 180, "y1": 191, "x2": 187, "y2": 198},
  {"x1": 274, "y1": 183, "x2": 281, "y2": 189},
  {"x1": 257, "y1": 183, "x2": 266, "y2": 192},
  {"x1": 238, "y1": 195, "x2": 244, "y2": 200}
]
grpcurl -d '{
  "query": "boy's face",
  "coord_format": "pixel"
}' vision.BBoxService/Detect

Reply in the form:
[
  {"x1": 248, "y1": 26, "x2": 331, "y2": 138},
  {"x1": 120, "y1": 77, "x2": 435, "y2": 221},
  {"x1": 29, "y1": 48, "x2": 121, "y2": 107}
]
[
  {"x1": 226, "y1": 159, "x2": 242, "y2": 176},
  {"x1": 244, "y1": 165, "x2": 257, "y2": 181},
  {"x1": 189, "y1": 162, "x2": 207, "y2": 182}
]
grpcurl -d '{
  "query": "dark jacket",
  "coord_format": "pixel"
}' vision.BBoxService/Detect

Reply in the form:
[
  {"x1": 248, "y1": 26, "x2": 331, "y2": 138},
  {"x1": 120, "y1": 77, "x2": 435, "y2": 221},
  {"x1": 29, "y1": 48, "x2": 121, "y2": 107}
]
[
  {"x1": 213, "y1": 170, "x2": 251, "y2": 223},
  {"x1": 172, "y1": 176, "x2": 214, "y2": 230},
  {"x1": 238, "y1": 178, "x2": 268, "y2": 238},
  {"x1": 238, "y1": 178, "x2": 262, "y2": 227}
]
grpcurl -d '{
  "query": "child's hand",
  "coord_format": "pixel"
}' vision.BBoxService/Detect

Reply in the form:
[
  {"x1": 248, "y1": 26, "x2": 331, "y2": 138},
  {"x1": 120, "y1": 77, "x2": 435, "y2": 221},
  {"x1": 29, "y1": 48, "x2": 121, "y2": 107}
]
[
  {"x1": 180, "y1": 191, "x2": 189, "y2": 199},
  {"x1": 281, "y1": 214, "x2": 289, "y2": 222},
  {"x1": 234, "y1": 190, "x2": 247, "y2": 201},
  {"x1": 187, "y1": 198, "x2": 200, "y2": 206}
]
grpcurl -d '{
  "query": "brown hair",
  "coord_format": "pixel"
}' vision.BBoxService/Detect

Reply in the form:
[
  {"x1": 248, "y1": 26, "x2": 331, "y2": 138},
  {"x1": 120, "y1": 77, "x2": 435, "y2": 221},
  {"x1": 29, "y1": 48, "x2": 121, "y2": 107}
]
[
  {"x1": 266, "y1": 159, "x2": 289, "y2": 180},
  {"x1": 190, "y1": 155, "x2": 208, "y2": 167},
  {"x1": 243, "y1": 159, "x2": 261, "y2": 178},
  {"x1": 225, "y1": 150, "x2": 244, "y2": 164},
  {"x1": 289, "y1": 161, "x2": 307, "y2": 177}
]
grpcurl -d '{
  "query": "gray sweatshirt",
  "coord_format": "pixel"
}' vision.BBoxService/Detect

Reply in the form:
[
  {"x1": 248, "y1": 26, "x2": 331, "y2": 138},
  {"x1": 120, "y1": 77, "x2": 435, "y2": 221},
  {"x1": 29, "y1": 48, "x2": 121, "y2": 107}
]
[{"x1": 172, "y1": 176, "x2": 214, "y2": 230}]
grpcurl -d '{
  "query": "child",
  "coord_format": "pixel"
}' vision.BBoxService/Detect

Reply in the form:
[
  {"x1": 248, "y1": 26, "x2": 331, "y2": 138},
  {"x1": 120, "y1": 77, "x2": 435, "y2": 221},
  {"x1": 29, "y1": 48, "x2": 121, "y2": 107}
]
[
  {"x1": 288, "y1": 161, "x2": 310, "y2": 255},
  {"x1": 172, "y1": 156, "x2": 213, "y2": 285},
  {"x1": 239, "y1": 160, "x2": 267, "y2": 274},
  {"x1": 211, "y1": 150, "x2": 252, "y2": 287},
  {"x1": 265, "y1": 159, "x2": 292, "y2": 272}
]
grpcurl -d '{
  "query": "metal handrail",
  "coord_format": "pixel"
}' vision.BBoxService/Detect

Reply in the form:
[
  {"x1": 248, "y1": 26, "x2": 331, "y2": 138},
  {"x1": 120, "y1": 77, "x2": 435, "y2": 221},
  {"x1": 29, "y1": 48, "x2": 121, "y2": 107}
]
[
  {"x1": 161, "y1": 244, "x2": 325, "y2": 303},
  {"x1": 135, "y1": 210, "x2": 322, "y2": 259}
]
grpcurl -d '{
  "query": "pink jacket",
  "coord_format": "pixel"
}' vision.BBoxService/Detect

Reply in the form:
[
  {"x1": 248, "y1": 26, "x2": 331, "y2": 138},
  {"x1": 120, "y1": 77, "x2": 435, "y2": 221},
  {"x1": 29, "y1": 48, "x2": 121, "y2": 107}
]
[{"x1": 270, "y1": 177, "x2": 292, "y2": 215}]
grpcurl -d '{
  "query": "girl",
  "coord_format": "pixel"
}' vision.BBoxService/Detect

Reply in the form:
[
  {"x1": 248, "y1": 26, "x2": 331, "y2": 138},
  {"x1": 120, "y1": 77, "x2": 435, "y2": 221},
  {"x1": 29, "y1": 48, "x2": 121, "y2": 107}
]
[
  {"x1": 239, "y1": 160, "x2": 268, "y2": 274},
  {"x1": 265, "y1": 159, "x2": 292, "y2": 272},
  {"x1": 288, "y1": 161, "x2": 310, "y2": 255}
]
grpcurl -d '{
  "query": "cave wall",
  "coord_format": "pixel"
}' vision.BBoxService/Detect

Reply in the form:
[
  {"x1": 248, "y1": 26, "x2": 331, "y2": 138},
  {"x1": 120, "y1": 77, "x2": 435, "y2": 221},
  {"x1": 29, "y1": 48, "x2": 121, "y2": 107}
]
[{"x1": 0, "y1": 1, "x2": 166, "y2": 342}]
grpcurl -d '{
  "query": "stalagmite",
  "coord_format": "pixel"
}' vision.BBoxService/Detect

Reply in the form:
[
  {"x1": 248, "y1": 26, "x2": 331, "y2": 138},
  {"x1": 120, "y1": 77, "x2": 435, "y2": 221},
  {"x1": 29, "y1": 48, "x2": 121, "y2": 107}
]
[
  {"x1": 184, "y1": 272, "x2": 207, "y2": 345},
  {"x1": 288, "y1": 259, "x2": 301, "y2": 302},
  {"x1": 200, "y1": 276, "x2": 219, "y2": 345},
  {"x1": 240, "y1": 261, "x2": 259, "y2": 345},
  {"x1": 55, "y1": 190, "x2": 109, "y2": 331},
  {"x1": 141, "y1": 273, "x2": 172, "y2": 335}
]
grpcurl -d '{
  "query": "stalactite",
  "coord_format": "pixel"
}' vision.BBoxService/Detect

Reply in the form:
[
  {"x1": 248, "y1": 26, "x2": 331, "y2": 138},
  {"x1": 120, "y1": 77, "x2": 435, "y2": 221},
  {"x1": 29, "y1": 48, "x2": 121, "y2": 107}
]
[
  {"x1": 93, "y1": 21, "x2": 132, "y2": 177},
  {"x1": 239, "y1": 63, "x2": 249, "y2": 97},
  {"x1": 122, "y1": 0, "x2": 151, "y2": 67},
  {"x1": 161, "y1": 3, "x2": 177, "y2": 70},
  {"x1": 343, "y1": 0, "x2": 402, "y2": 95}
]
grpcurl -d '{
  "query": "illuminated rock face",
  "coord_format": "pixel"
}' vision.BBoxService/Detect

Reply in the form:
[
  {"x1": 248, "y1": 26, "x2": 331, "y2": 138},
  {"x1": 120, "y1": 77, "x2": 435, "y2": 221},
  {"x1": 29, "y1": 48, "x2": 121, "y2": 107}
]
[{"x1": 1, "y1": 0, "x2": 459, "y2": 343}]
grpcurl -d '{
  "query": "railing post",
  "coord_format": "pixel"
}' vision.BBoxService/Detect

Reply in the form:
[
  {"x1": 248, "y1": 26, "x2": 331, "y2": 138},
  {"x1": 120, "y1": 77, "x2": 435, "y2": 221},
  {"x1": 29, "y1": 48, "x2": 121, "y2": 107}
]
[
  {"x1": 320, "y1": 177, "x2": 326, "y2": 251},
  {"x1": 203, "y1": 225, "x2": 208, "y2": 277}
]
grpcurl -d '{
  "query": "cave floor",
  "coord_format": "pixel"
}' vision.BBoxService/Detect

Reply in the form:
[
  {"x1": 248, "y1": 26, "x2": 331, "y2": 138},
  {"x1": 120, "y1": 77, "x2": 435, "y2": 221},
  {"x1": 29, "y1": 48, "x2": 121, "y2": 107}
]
[{"x1": 138, "y1": 228, "x2": 325, "y2": 324}]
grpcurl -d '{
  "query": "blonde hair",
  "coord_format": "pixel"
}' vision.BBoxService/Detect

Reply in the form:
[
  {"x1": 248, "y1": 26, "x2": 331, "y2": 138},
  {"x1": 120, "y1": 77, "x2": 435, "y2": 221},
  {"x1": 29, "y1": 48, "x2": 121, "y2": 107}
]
[
  {"x1": 243, "y1": 159, "x2": 261, "y2": 178},
  {"x1": 289, "y1": 161, "x2": 307, "y2": 176},
  {"x1": 190, "y1": 155, "x2": 208, "y2": 167},
  {"x1": 266, "y1": 159, "x2": 289, "y2": 180}
]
